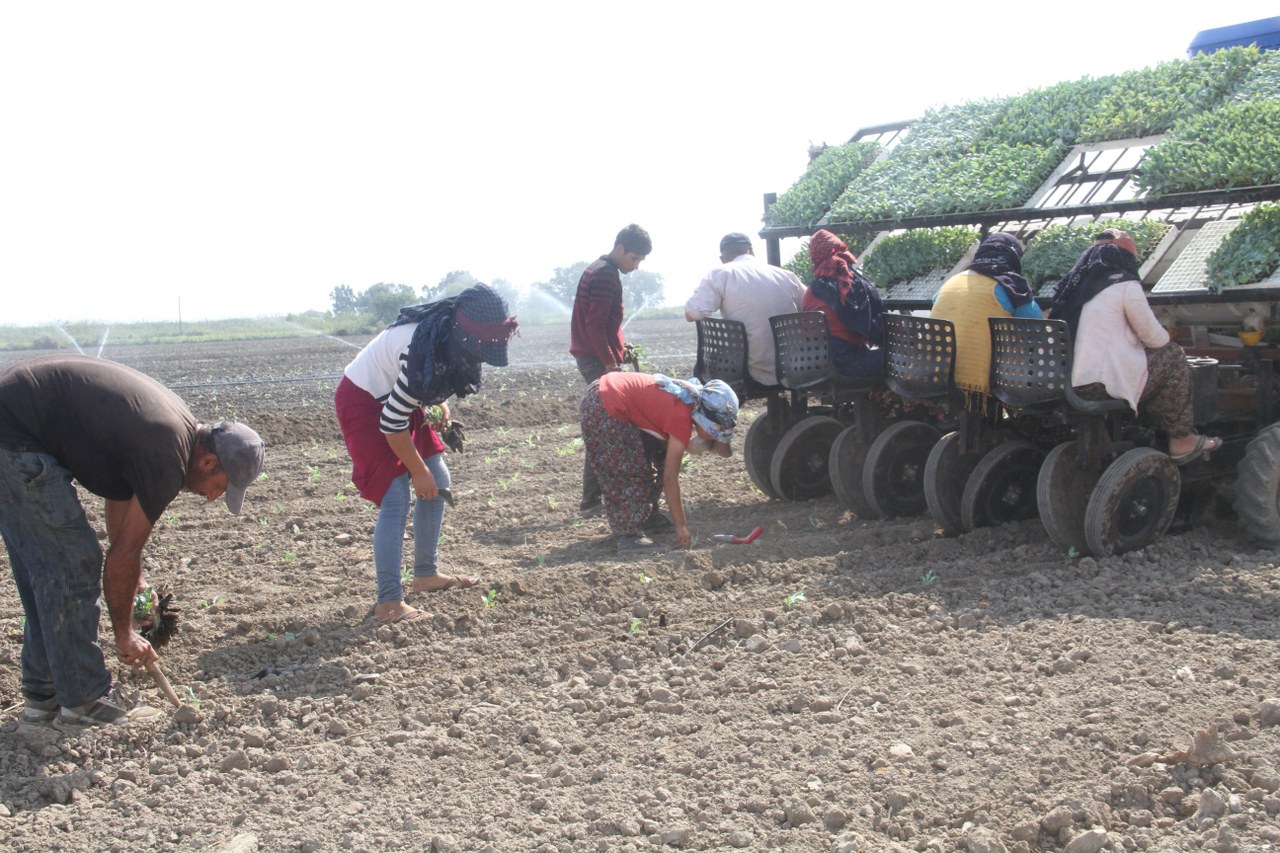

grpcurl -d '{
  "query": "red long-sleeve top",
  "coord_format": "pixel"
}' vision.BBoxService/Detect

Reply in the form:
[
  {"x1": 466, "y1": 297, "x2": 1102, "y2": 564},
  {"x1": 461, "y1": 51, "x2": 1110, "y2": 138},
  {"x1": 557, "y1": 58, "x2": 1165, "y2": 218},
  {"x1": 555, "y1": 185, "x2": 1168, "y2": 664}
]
[{"x1": 569, "y1": 256, "x2": 625, "y2": 367}]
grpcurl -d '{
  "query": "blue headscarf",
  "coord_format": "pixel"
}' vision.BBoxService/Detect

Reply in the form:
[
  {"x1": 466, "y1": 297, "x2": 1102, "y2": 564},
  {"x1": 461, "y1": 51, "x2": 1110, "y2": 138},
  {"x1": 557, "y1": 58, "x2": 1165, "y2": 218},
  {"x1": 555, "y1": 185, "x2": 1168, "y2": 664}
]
[{"x1": 652, "y1": 374, "x2": 739, "y2": 443}]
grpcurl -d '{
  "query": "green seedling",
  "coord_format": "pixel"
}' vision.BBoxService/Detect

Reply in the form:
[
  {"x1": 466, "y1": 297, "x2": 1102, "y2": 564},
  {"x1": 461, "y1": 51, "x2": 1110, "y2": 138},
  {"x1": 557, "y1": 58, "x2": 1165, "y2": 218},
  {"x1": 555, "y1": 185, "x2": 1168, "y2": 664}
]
[
  {"x1": 18, "y1": 615, "x2": 27, "y2": 630},
  {"x1": 183, "y1": 686, "x2": 202, "y2": 710},
  {"x1": 784, "y1": 591, "x2": 807, "y2": 609},
  {"x1": 546, "y1": 495, "x2": 559, "y2": 509},
  {"x1": 572, "y1": 519, "x2": 584, "y2": 529},
  {"x1": 307, "y1": 465, "x2": 322, "y2": 482},
  {"x1": 1064, "y1": 546, "x2": 1080, "y2": 560},
  {"x1": 637, "y1": 573, "x2": 653, "y2": 584},
  {"x1": 258, "y1": 517, "x2": 268, "y2": 526},
  {"x1": 524, "y1": 433, "x2": 539, "y2": 448},
  {"x1": 401, "y1": 564, "x2": 413, "y2": 584},
  {"x1": 482, "y1": 588, "x2": 498, "y2": 608},
  {"x1": 291, "y1": 524, "x2": 302, "y2": 538},
  {"x1": 534, "y1": 554, "x2": 547, "y2": 567},
  {"x1": 498, "y1": 472, "x2": 521, "y2": 490},
  {"x1": 922, "y1": 569, "x2": 939, "y2": 587},
  {"x1": 335, "y1": 492, "x2": 347, "y2": 502},
  {"x1": 282, "y1": 551, "x2": 298, "y2": 563},
  {"x1": 555, "y1": 442, "x2": 578, "y2": 457},
  {"x1": 257, "y1": 472, "x2": 269, "y2": 482},
  {"x1": 197, "y1": 594, "x2": 224, "y2": 609},
  {"x1": 628, "y1": 617, "x2": 644, "y2": 636}
]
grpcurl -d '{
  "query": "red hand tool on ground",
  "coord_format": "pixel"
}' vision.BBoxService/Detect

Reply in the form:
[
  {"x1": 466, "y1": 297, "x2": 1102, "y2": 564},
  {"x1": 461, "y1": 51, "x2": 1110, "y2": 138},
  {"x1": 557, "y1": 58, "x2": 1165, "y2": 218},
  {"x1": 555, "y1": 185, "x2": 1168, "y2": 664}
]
[{"x1": 711, "y1": 526, "x2": 763, "y2": 545}]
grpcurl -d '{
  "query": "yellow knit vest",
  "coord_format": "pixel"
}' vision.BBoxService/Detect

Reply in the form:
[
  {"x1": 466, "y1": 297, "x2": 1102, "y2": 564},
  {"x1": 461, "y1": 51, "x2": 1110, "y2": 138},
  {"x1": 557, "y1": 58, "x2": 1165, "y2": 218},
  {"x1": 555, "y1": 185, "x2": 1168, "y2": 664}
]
[{"x1": 930, "y1": 271, "x2": 1009, "y2": 397}]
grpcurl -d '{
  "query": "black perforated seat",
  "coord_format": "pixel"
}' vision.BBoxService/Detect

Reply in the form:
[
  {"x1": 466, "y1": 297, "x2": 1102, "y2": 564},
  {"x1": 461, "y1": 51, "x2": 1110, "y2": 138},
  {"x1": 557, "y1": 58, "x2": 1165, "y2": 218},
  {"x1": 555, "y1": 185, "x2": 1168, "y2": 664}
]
[
  {"x1": 769, "y1": 312, "x2": 881, "y2": 395},
  {"x1": 882, "y1": 314, "x2": 959, "y2": 403},
  {"x1": 988, "y1": 317, "x2": 1128, "y2": 415},
  {"x1": 694, "y1": 317, "x2": 781, "y2": 402}
]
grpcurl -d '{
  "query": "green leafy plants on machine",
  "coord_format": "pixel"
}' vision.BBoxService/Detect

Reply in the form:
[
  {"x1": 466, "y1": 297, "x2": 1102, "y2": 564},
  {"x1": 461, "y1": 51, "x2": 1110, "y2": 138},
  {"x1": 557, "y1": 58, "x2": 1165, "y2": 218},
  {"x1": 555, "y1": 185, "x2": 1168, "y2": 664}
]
[
  {"x1": 764, "y1": 141, "x2": 883, "y2": 228},
  {"x1": 1022, "y1": 220, "x2": 1171, "y2": 293},
  {"x1": 861, "y1": 226, "x2": 979, "y2": 288},
  {"x1": 1205, "y1": 203, "x2": 1280, "y2": 292}
]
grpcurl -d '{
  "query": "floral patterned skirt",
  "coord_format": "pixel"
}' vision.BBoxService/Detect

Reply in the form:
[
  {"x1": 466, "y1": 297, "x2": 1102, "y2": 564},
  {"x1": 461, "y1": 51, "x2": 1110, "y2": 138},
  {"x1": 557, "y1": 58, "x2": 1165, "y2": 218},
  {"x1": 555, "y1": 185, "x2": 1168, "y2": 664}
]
[
  {"x1": 579, "y1": 381, "x2": 662, "y2": 538},
  {"x1": 1076, "y1": 341, "x2": 1193, "y2": 438}
]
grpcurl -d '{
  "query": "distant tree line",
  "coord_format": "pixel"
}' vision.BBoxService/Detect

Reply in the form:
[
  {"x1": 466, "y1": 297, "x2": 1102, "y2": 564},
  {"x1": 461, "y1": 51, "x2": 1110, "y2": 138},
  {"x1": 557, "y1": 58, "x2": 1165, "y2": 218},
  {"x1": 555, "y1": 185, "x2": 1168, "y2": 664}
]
[{"x1": 329, "y1": 264, "x2": 666, "y2": 327}]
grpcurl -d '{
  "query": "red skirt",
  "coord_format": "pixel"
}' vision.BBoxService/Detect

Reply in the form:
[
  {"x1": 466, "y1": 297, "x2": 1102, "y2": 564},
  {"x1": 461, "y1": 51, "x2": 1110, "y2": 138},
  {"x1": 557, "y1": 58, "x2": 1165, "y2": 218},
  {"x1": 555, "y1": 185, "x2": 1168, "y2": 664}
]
[{"x1": 334, "y1": 375, "x2": 444, "y2": 505}]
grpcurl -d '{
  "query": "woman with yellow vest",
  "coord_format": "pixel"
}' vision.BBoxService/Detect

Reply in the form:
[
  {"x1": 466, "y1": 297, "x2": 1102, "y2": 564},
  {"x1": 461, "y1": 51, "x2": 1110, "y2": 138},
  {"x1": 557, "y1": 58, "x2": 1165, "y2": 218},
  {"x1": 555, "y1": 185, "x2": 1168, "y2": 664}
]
[{"x1": 930, "y1": 232, "x2": 1043, "y2": 407}]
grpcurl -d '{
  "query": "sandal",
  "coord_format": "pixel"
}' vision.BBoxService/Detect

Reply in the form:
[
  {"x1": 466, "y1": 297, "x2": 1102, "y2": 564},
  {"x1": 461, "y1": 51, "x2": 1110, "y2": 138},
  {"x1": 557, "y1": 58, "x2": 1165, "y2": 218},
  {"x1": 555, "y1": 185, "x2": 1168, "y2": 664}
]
[{"x1": 1169, "y1": 435, "x2": 1221, "y2": 466}]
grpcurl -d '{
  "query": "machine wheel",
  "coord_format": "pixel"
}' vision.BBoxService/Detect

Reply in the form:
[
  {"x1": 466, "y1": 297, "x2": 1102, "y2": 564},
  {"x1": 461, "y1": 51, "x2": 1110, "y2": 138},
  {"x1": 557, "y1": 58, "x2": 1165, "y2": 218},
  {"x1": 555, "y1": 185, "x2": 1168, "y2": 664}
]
[
  {"x1": 743, "y1": 413, "x2": 790, "y2": 500},
  {"x1": 1084, "y1": 447, "x2": 1180, "y2": 557},
  {"x1": 923, "y1": 431, "x2": 979, "y2": 537},
  {"x1": 1235, "y1": 422, "x2": 1280, "y2": 548},
  {"x1": 828, "y1": 426, "x2": 878, "y2": 519},
  {"x1": 960, "y1": 440, "x2": 1045, "y2": 531},
  {"x1": 862, "y1": 420, "x2": 941, "y2": 519},
  {"x1": 1036, "y1": 441, "x2": 1100, "y2": 555},
  {"x1": 770, "y1": 416, "x2": 844, "y2": 501}
]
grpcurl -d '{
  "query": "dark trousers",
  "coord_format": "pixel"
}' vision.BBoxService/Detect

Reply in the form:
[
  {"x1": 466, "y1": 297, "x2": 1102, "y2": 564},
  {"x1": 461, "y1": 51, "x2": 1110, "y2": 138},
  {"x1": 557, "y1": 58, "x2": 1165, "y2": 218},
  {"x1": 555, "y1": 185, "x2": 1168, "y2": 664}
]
[{"x1": 576, "y1": 356, "x2": 607, "y2": 510}]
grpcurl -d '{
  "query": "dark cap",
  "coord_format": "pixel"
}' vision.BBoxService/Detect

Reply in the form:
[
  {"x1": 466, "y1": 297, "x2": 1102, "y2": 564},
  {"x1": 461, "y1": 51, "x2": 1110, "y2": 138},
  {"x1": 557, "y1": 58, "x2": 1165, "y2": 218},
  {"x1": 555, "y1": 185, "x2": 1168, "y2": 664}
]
[
  {"x1": 210, "y1": 422, "x2": 265, "y2": 515},
  {"x1": 453, "y1": 283, "x2": 519, "y2": 367},
  {"x1": 719, "y1": 233, "x2": 753, "y2": 254}
]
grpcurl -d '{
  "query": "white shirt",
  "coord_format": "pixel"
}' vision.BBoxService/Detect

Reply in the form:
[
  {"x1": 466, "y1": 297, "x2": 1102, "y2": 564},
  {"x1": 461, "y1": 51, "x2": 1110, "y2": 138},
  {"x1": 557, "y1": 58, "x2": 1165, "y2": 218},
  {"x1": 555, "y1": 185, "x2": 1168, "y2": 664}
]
[
  {"x1": 343, "y1": 323, "x2": 424, "y2": 433},
  {"x1": 684, "y1": 253, "x2": 805, "y2": 385}
]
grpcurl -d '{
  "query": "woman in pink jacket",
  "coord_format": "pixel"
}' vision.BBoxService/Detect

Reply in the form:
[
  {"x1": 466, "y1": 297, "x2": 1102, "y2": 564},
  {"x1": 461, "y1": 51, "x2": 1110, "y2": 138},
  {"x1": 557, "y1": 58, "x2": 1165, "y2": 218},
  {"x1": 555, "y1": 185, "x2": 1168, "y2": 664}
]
[{"x1": 1051, "y1": 229, "x2": 1220, "y2": 464}]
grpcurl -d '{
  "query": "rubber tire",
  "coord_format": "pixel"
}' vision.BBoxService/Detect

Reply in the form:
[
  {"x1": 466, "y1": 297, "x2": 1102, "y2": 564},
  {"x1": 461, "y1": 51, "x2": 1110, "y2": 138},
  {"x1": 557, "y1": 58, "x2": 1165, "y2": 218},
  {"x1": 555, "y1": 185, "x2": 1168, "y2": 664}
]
[
  {"x1": 829, "y1": 425, "x2": 878, "y2": 519},
  {"x1": 862, "y1": 420, "x2": 941, "y2": 519},
  {"x1": 1235, "y1": 422, "x2": 1280, "y2": 548},
  {"x1": 1036, "y1": 441, "x2": 1100, "y2": 555},
  {"x1": 1084, "y1": 447, "x2": 1181, "y2": 557},
  {"x1": 770, "y1": 416, "x2": 844, "y2": 501},
  {"x1": 743, "y1": 412, "x2": 790, "y2": 500},
  {"x1": 924, "y1": 431, "x2": 979, "y2": 537},
  {"x1": 960, "y1": 440, "x2": 1045, "y2": 532}
]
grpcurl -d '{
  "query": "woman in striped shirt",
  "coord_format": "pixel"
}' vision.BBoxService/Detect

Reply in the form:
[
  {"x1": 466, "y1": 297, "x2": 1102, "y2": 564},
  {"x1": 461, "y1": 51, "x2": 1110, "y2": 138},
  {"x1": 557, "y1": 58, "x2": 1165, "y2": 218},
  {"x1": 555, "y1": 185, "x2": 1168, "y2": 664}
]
[{"x1": 335, "y1": 284, "x2": 518, "y2": 624}]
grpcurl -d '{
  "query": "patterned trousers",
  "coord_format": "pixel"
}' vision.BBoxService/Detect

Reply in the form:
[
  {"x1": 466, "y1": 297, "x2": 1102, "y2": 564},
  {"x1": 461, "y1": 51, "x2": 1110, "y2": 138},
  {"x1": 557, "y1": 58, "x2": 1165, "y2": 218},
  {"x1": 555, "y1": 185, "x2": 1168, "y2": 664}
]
[{"x1": 1076, "y1": 341, "x2": 1193, "y2": 437}]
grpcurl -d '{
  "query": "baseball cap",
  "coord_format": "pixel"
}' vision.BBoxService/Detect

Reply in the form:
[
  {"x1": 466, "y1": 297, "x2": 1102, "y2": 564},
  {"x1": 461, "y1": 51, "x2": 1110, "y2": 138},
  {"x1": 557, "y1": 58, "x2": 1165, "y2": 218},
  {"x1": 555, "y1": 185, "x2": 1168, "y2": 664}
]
[
  {"x1": 719, "y1": 233, "x2": 753, "y2": 254},
  {"x1": 210, "y1": 422, "x2": 265, "y2": 515}
]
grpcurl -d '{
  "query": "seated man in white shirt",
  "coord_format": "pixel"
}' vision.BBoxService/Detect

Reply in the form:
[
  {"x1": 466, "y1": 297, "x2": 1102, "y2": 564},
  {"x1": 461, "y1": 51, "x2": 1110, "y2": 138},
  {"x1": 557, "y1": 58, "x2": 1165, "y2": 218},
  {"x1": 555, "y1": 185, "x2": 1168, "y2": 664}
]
[{"x1": 684, "y1": 233, "x2": 806, "y2": 389}]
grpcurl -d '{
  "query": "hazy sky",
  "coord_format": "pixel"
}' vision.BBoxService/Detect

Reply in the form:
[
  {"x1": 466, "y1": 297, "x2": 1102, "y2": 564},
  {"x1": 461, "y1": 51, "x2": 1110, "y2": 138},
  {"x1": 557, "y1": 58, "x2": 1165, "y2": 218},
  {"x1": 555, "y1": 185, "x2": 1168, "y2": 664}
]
[{"x1": 3, "y1": 2, "x2": 1276, "y2": 326}]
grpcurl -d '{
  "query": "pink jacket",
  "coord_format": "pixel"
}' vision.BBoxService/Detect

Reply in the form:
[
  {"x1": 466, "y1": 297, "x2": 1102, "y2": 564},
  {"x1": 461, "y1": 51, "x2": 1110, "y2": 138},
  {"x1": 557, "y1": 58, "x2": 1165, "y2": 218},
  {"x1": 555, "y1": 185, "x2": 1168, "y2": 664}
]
[{"x1": 1071, "y1": 280, "x2": 1169, "y2": 412}]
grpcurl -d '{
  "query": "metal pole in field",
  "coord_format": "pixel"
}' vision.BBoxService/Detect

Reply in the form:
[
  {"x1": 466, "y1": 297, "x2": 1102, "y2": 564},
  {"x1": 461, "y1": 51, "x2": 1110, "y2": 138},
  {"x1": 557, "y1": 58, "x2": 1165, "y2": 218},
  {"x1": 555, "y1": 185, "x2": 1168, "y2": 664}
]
[{"x1": 763, "y1": 193, "x2": 781, "y2": 267}]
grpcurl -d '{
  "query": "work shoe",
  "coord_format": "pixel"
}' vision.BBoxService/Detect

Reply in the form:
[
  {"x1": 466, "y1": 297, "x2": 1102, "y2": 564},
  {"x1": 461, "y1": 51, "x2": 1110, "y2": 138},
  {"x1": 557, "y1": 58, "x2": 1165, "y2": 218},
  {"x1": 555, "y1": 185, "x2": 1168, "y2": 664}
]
[
  {"x1": 21, "y1": 694, "x2": 58, "y2": 723},
  {"x1": 617, "y1": 535, "x2": 665, "y2": 556},
  {"x1": 642, "y1": 511, "x2": 674, "y2": 533},
  {"x1": 580, "y1": 503, "x2": 605, "y2": 519},
  {"x1": 53, "y1": 685, "x2": 164, "y2": 731}
]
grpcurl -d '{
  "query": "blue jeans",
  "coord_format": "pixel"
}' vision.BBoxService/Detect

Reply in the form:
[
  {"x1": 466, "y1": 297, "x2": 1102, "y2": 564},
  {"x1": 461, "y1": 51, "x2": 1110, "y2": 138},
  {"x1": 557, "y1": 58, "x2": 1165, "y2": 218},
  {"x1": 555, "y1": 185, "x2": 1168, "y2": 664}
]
[
  {"x1": 373, "y1": 453, "x2": 451, "y2": 603},
  {"x1": 0, "y1": 448, "x2": 111, "y2": 708}
]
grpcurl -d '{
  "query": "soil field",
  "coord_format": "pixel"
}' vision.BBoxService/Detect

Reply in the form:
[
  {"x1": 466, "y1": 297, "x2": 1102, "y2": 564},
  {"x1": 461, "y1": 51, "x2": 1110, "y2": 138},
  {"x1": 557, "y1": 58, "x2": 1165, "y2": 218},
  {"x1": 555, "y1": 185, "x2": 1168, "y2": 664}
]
[{"x1": 2, "y1": 317, "x2": 1280, "y2": 853}]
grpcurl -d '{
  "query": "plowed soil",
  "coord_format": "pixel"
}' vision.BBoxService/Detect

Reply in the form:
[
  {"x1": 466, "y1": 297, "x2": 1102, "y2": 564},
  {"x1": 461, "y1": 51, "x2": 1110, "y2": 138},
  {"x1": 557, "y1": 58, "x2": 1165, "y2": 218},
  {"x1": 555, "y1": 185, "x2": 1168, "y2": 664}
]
[{"x1": 2, "y1": 318, "x2": 1280, "y2": 853}]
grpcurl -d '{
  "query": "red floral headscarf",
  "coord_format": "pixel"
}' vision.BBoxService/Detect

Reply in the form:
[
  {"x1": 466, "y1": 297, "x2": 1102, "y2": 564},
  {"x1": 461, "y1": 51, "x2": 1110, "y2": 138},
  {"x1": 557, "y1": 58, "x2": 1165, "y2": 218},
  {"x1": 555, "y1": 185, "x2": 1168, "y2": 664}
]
[{"x1": 809, "y1": 229, "x2": 857, "y2": 285}]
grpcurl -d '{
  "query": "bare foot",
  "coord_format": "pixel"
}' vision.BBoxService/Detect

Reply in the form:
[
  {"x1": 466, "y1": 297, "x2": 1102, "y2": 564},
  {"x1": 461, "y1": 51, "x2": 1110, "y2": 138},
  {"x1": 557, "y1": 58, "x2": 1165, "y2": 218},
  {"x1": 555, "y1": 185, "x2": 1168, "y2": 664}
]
[
  {"x1": 411, "y1": 574, "x2": 479, "y2": 593},
  {"x1": 373, "y1": 602, "x2": 428, "y2": 624}
]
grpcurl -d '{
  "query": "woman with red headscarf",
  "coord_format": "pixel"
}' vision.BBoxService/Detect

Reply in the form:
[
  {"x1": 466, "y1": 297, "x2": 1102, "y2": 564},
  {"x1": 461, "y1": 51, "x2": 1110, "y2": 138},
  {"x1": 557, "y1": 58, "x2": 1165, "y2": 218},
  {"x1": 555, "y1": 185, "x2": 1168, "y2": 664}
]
[
  {"x1": 802, "y1": 229, "x2": 886, "y2": 378},
  {"x1": 1051, "y1": 229, "x2": 1220, "y2": 464}
]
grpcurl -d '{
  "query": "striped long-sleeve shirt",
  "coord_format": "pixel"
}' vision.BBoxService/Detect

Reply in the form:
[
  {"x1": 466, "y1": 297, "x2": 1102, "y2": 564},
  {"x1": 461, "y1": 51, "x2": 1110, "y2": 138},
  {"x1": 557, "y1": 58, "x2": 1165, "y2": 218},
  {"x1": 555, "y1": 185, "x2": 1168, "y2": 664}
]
[
  {"x1": 569, "y1": 256, "x2": 625, "y2": 367},
  {"x1": 342, "y1": 323, "x2": 424, "y2": 433}
]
